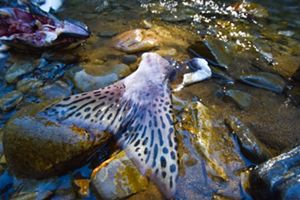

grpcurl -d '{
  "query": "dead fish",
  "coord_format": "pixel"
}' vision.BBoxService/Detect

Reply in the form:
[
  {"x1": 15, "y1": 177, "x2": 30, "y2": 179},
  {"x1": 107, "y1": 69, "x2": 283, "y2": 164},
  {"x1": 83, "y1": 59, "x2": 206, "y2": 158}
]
[
  {"x1": 4, "y1": 53, "x2": 211, "y2": 198},
  {"x1": 0, "y1": 2, "x2": 90, "y2": 49},
  {"x1": 2, "y1": 53, "x2": 177, "y2": 198}
]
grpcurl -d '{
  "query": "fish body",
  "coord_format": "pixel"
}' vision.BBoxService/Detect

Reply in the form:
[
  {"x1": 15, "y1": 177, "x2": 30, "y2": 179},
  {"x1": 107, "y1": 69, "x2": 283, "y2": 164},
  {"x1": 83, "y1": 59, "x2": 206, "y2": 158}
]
[{"x1": 0, "y1": 2, "x2": 90, "y2": 49}]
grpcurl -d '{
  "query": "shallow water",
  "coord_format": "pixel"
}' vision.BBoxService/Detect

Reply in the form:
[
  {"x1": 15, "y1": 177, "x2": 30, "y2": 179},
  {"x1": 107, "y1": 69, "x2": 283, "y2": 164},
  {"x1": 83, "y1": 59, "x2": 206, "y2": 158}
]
[{"x1": 0, "y1": 0, "x2": 300, "y2": 199}]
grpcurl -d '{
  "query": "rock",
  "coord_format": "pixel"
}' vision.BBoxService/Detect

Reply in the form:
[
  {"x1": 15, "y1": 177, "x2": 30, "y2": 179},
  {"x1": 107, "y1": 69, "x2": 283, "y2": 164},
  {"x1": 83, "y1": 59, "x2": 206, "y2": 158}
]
[
  {"x1": 98, "y1": 31, "x2": 118, "y2": 38},
  {"x1": 160, "y1": 8, "x2": 195, "y2": 23},
  {"x1": 224, "y1": 89, "x2": 252, "y2": 109},
  {"x1": 16, "y1": 78, "x2": 44, "y2": 93},
  {"x1": 3, "y1": 102, "x2": 111, "y2": 178},
  {"x1": 239, "y1": 72, "x2": 286, "y2": 93},
  {"x1": 36, "y1": 62, "x2": 66, "y2": 81},
  {"x1": 111, "y1": 64, "x2": 131, "y2": 79},
  {"x1": 74, "y1": 70, "x2": 119, "y2": 92},
  {"x1": 5, "y1": 61, "x2": 36, "y2": 83},
  {"x1": 232, "y1": 2, "x2": 269, "y2": 18},
  {"x1": 92, "y1": 151, "x2": 149, "y2": 200},
  {"x1": 0, "y1": 90, "x2": 23, "y2": 112},
  {"x1": 113, "y1": 29, "x2": 160, "y2": 53},
  {"x1": 37, "y1": 81, "x2": 72, "y2": 100},
  {"x1": 122, "y1": 55, "x2": 138, "y2": 65},
  {"x1": 225, "y1": 116, "x2": 273, "y2": 163},
  {"x1": 42, "y1": 52, "x2": 79, "y2": 64},
  {"x1": 248, "y1": 146, "x2": 300, "y2": 200},
  {"x1": 175, "y1": 101, "x2": 247, "y2": 199},
  {"x1": 188, "y1": 39, "x2": 231, "y2": 69},
  {"x1": 211, "y1": 67, "x2": 235, "y2": 85}
]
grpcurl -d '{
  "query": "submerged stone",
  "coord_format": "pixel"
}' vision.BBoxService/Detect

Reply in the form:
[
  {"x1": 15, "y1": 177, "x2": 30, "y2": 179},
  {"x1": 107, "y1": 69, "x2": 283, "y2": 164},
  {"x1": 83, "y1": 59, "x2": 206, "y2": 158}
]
[
  {"x1": 3, "y1": 102, "x2": 111, "y2": 178},
  {"x1": 239, "y1": 72, "x2": 286, "y2": 93},
  {"x1": 92, "y1": 151, "x2": 149, "y2": 200},
  {"x1": 74, "y1": 70, "x2": 119, "y2": 92},
  {"x1": 16, "y1": 78, "x2": 44, "y2": 93},
  {"x1": 0, "y1": 90, "x2": 23, "y2": 112},
  {"x1": 225, "y1": 116, "x2": 273, "y2": 163},
  {"x1": 248, "y1": 146, "x2": 300, "y2": 200},
  {"x1": 224, "y1": 89, "x2": 252, "y2": 110},
  {"x1": 112, "y1": 29, "x2": 160, "y2": 53},
  {"x1": 37, "y1": 81, "x2": 72, "y2": 100},
  {"x1": 122, "y1": 55, "x2": 138, "y2": 65},
  {"x1": 5, "y1": 61, "x2": 36, "y2": 83},
  {"x1": 188, "y1": 39, "x2": 231, "y2": 69}
]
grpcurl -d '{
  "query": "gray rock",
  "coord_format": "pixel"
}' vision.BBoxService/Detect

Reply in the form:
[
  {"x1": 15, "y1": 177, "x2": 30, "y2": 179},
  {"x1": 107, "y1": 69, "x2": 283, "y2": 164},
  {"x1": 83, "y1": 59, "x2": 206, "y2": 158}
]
[
  {"x1": 248, "y1": 146, "x2": 300, "y2": 200},
  {"x1": 16, "y1": 78, "x2": 44, "y2": 93},
  {"x1": 122, "y1": 55, "x2": 138, "y2": 65},
  {"x1": 92, "y1": 151, "x2": 149, "y2": 200},
  {"x1": 239, "y1": 72, "x2": 286, "y2": 93},
  {"x1": 37, "y1": 81, "x2": 72, "y2": 99},
  {"x1": 0, "y1": 90, "x2": 23, "y2": 111},
  {"x1": 224, "y1": 89, "x2": 251, "y2": 109},
  {"x1": 5, "y1": 61, "x2": 36, "y2": 83},
  {"x1": 74, "y1": 70, "x2": 119, "y2": 92}
]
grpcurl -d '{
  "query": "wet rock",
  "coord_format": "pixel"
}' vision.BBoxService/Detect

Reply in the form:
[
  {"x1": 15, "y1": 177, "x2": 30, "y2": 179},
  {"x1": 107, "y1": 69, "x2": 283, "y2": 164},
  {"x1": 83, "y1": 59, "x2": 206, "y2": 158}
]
[
  {"x1": 188, "y1": 39, "x2": 231, "y2": 69},
  {"x1": 3, "y1": 102, "x2": 111, "y2": 178},
  {"x1": 224, "y1": 89, "x2": 251, "y2": 109},
  {"x1": 160, "y1": 8, "x2": 195, "y2": 23},
  {"x1": 37, "y1": 81, "x2": 72, "y2": 100},
  {"x1": 74, "y1": 70, "x2": 118, "y2": 92},
  {"x1": 98, "y1": 31, "x2": 118, "y2": 38},
  {"x1": 92, "y1": 151, "x2": 149, "y2": 200},
  {"x1": 16, "y1": 78, "x2": 44, "y2": 93},
  {"x1": 122, "y1": 55, "x2": 138, "y2": 65},
  {"x1": 180, "y1": 102, "x2": 244, "y2": 180},
  {"x1": 248, "y1": 146, "x2": 300, "y2": 200},
  {"x1": 232, "y1": 2, "x2": 269, "y2": 18},
  {"x1": 225, "y1": 116, "x2": 273, "y2": 163},
  {"x1": 113, "y1": 29, "x2": 160, "y2": 53},
  {"x1": 175, "y1": 101, "x2": 247, "y2": 199},
  {"x1": 42, "y1": 52, "x2": 79, "y2": 64},
  {"x1": 239, "y1": 72, "x2": 286, "y2": 93},
  {"x1": 36, "y1": 62, "x2": 66, "y2": 81},
  {"x1": 5, "y1": 61, "x2": 36, "y2": 83},
  {"x1": 0, "y1": 90, "x2": 23, "y2": 112},
  {"x1": 211, "y1": 67, "x2": 235, "y2": 85},
  {"x1": 111, "y1": 64, "x2": 131, "y2": 79}
]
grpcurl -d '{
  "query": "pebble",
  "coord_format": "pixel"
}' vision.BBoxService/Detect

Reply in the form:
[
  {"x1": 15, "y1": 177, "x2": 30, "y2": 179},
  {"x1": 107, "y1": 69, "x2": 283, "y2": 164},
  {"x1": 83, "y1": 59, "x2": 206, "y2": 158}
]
[{"x1": 0, "y1": 90, "x2": 23, "y2": 112}]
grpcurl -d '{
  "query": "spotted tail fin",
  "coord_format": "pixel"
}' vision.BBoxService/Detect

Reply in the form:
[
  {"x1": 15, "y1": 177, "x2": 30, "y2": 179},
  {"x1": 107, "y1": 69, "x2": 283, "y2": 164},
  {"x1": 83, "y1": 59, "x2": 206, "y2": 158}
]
[{"x1": 117, "y1": 83, "x2": 178, "y2": 198}]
